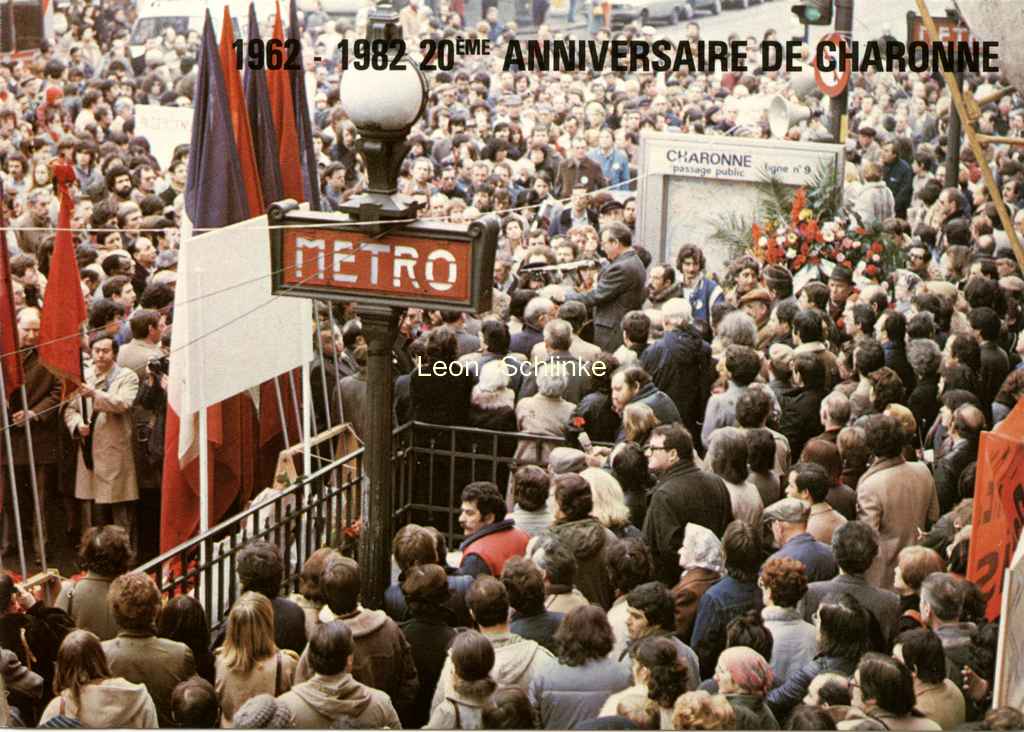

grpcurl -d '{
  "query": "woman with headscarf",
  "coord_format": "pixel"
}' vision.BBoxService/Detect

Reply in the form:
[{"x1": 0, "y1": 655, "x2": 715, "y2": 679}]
[
  {"x1": 671, "y1": 524, "x2": 724, "y2": 644},
  {"x1": 714, "y1": 646, "x2": 779, "y2": 730}
]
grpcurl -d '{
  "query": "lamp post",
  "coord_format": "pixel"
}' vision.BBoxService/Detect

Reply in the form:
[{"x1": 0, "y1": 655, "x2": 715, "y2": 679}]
[{"x1": 338, "y1": 6, "x2": 427, "y2": 607}]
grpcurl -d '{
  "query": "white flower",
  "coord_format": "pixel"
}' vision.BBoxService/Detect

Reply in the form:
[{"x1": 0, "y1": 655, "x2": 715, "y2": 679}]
[
  {"x1": 822, "y1": 230, "x2": 836, "y2": 243},
  {"x1": 836, "y1": 253, "x2": 845, "y2": 263},
  {"x1": 758, "y1": 236, "x2": 768, "y2": 247},
  {"x1": 786, "y1": 248, "x2": 797, "y2": 259}
]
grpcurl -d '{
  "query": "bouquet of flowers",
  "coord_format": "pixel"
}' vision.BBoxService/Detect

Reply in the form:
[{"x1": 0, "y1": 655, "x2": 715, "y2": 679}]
[{"x1": 749, "y1": 188, "x2": 904, "y2": 282}]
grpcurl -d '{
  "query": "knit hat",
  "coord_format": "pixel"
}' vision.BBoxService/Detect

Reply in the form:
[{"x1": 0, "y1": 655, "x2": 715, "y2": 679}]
[
  {"x1": 232, "y1": 695, "x2": 294, "y2": 729},
  {"x1": 763, "y1": 265, "x2": 793, "y2": 291}
]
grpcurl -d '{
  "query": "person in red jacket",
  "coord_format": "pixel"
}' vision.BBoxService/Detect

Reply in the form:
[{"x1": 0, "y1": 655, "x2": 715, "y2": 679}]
[{"x1": 459, "y1": 482, "x2": 530, "y2": 578}]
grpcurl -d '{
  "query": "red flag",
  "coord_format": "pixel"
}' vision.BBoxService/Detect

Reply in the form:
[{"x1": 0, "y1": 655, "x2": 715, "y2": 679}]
[
  {"x1": 266, "y1": 0, "x2": 303, "y2": 202},
  {"x1": 161, "y1": 12, "x2": 254, "y2": 553},
  {"x1": 219, "y1": 5, "x2": 264, "y2": 218},
  {"x1": 0, "y1": 183, "x2": 24, "y2": 399},
  {"x1": 38, "y1": 162, "x2": 85, "y2": 393}
]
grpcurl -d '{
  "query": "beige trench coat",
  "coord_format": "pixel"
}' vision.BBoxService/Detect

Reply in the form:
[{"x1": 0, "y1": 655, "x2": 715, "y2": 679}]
[
  {"x1": 857, "y1": 456, "x2": 940, "y2": 590},
  {"x1": 64, "y1": 365, "x2": 140, "y2": 504}
]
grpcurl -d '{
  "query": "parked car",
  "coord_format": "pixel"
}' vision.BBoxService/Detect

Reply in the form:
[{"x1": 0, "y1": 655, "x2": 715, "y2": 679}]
[{"x1": 609, "y1": 0, "x2": 720, "y2": 27}]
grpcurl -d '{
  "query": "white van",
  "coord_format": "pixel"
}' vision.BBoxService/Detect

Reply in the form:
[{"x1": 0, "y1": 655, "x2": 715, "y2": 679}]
[{"x1": 129, "y1": 0, "x2": 278, "y2": 73}]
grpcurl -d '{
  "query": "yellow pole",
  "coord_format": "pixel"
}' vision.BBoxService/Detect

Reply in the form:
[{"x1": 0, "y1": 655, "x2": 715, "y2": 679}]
[{"x1": 916, "y1": 0, "x2": 1024, "y2": 274}]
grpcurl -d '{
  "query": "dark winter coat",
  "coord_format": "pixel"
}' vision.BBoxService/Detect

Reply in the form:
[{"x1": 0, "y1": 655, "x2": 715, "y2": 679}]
[
  {"x1": 398, "y1": 606, "x2": 460, "y2": 728},
  {"x1": 3, "y1": 349, "x2": 62, "y2": 465},
  {"x1": 642, "y1": 461, "x2": 734, "y2": 588},
  {"x1": 510, "y1": 609, "x2": 565, "y2": 655},
  {"x1": 691, "y1": 576, "x2": 762, "y2": 680},
  {"x1": 932, "y1": 438, "x2": 978, "y2": 516},
  {"x1": 541, "y1": 518, "x2": 618, "y2": 609},
  {"x1": 778, "y1": 386, "x2": 826, "y2": 461},
  {"x1": 908, "y1": 375, "x2": 940, "y2": 445},
  {"x1": 727, "y1": 693, "x2": 780, "y2": 730},
  {"x1": 567, "y1": 392, "x2": 620, "y2": 446},
  {"x1": 639, "y1": 327, "x2": 712, "y2": 437}
]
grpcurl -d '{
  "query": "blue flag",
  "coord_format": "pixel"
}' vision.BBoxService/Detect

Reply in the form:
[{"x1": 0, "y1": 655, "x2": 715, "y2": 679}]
[
  {"x1": 288, "y1": 0, "x2": 322, "y2": 211},
  {"x1": 243, "y1": 2, "x2": 285, "y2": 205},
  {"x1": 185, "y1": 11, "x2": 248, "y2": 230}
]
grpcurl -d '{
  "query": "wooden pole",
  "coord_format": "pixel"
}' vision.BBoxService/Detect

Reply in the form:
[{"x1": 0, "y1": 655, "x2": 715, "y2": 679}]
[{"x1": 916, "y1": 0, "x2": 1024, "y2": 275}]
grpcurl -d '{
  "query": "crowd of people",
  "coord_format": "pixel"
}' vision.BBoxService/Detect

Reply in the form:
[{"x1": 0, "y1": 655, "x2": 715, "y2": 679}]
[{"x1": 0, "y1": 0, "x2": 1023, "y2": 727}]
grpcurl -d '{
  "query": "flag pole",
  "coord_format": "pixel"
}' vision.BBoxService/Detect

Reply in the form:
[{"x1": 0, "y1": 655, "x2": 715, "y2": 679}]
[
  {"x1": 287, "y1": 369, "x2": 303, "y2": 443},
  {"x1": 312, "y1": 306, "x2": 337, "y2": 466},
  {"x1": 0, "y1": 360, "x2": 28, "y2": 580},
  {"x1": 18, "y1": 385, "x2": 46, "y2": 574},
  {"x1": 197, "y1": 267, "x2": 210, "y2": 537},
  {"x1": 302, "y1": 359, "x2": 312, "y2": 478},
  {"x1": 273, "y1": 377, "x2": 291, "y2": 447}
]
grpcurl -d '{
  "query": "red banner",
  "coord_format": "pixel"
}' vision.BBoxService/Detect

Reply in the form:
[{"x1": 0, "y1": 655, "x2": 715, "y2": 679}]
[{"x1": 968, "y1": 401, "x2": 1024, "y2": 619}]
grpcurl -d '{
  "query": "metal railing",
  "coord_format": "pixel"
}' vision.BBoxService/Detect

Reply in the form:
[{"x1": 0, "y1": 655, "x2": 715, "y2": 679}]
[
  {"x1": 138, "y1": 443, "x2": 364, "y2": 632},
  {"x1": 392, "y1": 420, "x2": 573, "y2": 548},
  {"x1": 138, "y1": 420, "x2": 583, "y2": 629}
]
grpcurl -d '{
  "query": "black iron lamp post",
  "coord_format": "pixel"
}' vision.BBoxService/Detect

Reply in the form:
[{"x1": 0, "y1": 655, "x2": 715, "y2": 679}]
[{"x1": 337, "y1": 7, "x2": 428, "y2": 607}]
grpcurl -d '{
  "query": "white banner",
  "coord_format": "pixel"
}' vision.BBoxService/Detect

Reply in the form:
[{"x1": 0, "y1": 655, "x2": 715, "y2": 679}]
[
  {"x1": 168, "y1": 215, "x2": 314, "y2": 431},
  {"x1": 135, "y1": 104, "x2": 194, "y2": 170}
]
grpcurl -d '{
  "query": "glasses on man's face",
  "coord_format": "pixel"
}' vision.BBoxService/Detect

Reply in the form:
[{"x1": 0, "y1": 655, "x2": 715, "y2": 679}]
[
  {"x1": 909, "y1": 252, "x2": 926, "y2": 261},
  {"x1": 644, "y1": 444, "x2": 669, "y2": 456}
]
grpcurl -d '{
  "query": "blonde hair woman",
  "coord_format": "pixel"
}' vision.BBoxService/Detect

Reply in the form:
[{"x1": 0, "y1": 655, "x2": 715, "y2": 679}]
[
  {"x1": 215, "y1": 592, "x2": 298, "y2": 727},
  {"x1": 622, "y1": 402, "x2": 659, "y2": 444},
  {"x1": 40, "y1": 630, "x2": 158, "y2": 727},
  {"x1": 580, "y1": 467, "x2": 637, "y2": 538}
]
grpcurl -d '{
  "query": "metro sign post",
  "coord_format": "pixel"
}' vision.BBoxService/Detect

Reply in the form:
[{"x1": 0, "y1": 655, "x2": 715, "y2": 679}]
[
  {"x1": 267, "y1": 1, "x2": 500, "y2": 605},
  {"x1": 269, "y1": 202, "x2": 499, "y2": 604}
]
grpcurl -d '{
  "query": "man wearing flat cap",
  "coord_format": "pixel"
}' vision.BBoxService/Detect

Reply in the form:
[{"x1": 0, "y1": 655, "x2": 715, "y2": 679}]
[
  {"x1": 763, "y1": 497, "x2": 837, "y2": 582},
  {"x1": 740, "y1": 288, "x2": 774, "y2": 351}
]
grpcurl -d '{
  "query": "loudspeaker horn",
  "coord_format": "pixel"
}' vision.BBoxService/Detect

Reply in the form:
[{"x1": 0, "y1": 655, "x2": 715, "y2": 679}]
[{"x1": 768, "y1": 95, "x2": 811, "y2": 138}]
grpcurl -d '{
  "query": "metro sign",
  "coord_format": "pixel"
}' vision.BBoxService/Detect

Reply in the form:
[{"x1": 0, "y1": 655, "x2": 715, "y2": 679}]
[
  {"x1": 906, "y1": 11, "x2": 975, "y2": 45},
  {"x1": 269, "y1": 204, "x2": 498, "y2": 311}
]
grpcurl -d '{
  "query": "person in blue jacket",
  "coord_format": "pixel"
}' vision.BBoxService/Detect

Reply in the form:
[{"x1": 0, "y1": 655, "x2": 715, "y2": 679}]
[{"x1": 676, "y1": 244, "x2": 724, "y2": 323}]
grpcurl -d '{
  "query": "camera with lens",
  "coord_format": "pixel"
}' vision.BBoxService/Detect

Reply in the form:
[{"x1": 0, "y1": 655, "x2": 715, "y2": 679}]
[{"x1": 148, "y1": 355, "x2": 170, "y2": 377}]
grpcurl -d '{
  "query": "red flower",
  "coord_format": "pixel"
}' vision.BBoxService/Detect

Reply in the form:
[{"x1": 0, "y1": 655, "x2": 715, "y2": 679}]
[
  {"x1": 791, "y1": 188, "x2": 807, "y2": 227},
  {"x1": 571, "y1": 416, "x2": 587, "y2": 429}
]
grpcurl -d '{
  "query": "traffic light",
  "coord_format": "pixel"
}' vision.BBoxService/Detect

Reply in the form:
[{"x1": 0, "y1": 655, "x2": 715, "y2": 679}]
[{"x1": 792, "y1": 0, "x2": 832, "y2": 25}]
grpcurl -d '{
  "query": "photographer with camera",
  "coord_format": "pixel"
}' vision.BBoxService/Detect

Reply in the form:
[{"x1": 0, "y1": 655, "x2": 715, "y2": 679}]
[{"x1": 115, "y1": 310, "x2": 166, "y2": 562}]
